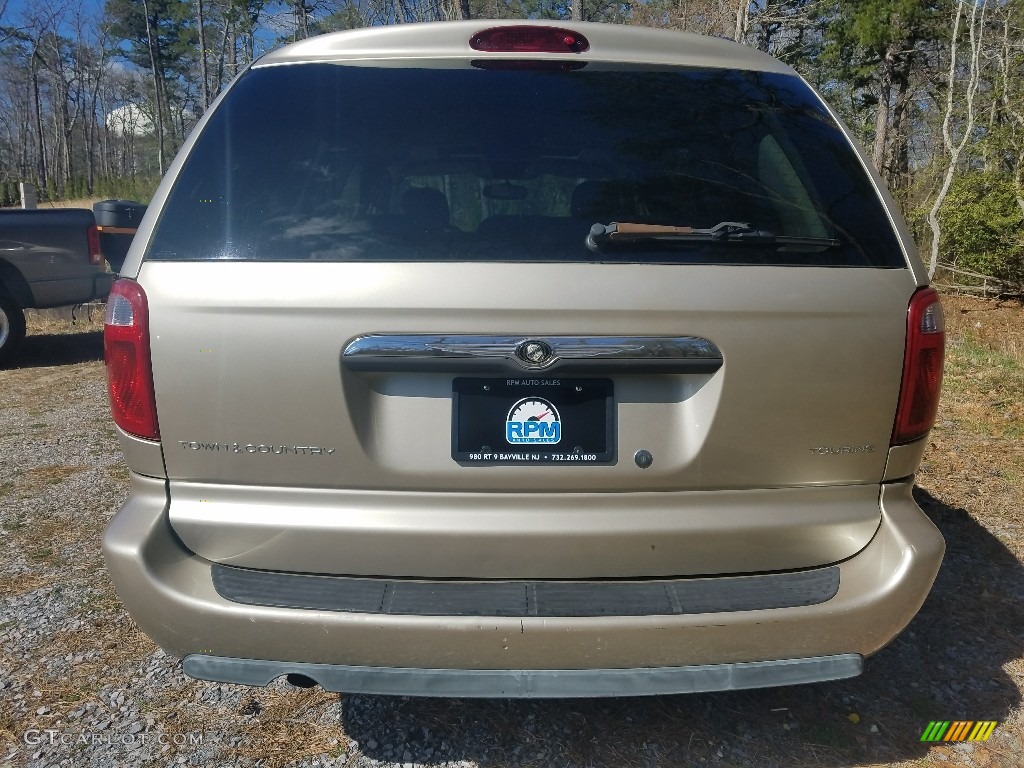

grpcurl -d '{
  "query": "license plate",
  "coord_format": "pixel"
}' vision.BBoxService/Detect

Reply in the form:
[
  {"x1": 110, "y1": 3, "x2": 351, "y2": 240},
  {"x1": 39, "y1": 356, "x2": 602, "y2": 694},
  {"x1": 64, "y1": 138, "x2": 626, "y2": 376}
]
[{"x1": 452, "y1": 377, "x2": 614, "y2": 465}]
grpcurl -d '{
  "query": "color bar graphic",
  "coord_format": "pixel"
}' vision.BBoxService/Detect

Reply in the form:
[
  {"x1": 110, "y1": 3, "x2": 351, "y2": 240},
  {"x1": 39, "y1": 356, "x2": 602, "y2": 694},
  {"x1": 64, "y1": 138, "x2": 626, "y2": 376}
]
[{"x1": 920, "y1": 721, "x2": 997, "y2": 742}]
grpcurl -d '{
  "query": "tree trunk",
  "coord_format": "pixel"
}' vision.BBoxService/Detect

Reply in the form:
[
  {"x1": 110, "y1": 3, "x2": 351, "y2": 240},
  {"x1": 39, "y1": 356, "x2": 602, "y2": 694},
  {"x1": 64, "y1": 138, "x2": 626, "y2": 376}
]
[
  {"x1": 31, "y1": 59, "x2": 48, "y2": 191},
  {"x1": 86, "y1": 53, "x2": 105, "y2": 194},
  {"x1": 872, "y1": 43, "x2": 897, "y2": 179},
  {"x1": 294, "y1": 1, "x2": 310, "y2": 38},
  {"x1": 231, "y1": 22, "x2": 238, "y2": 79},
  {"x1": 215, "y1": 16, "x2": 229, "y2": 89},
  {"x1": 197, "y1": 0, "x2": 211, "y2": 111},
  {"x1": 886, "y1": 75, "x2": 912, "y2": 196},
  {"x1": 142, "y1": 0, "x2": 166, "y2": 174},
  {"x1": 62, "y1": 97, "x2": 74, "y2": 188},
  {"x1": 734, "y1": 0, "x2": 748, "y2": 42}
]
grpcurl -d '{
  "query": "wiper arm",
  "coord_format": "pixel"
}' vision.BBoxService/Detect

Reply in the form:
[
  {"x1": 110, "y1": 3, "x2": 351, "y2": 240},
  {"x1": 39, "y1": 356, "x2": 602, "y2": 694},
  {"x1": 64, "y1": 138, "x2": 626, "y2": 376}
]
[
  {"x1": 587, "y1": 221, "x2": 768, "y2": 247},
  {"x1": 586, "y1": 221, "x2": 839, "y2": 252}
]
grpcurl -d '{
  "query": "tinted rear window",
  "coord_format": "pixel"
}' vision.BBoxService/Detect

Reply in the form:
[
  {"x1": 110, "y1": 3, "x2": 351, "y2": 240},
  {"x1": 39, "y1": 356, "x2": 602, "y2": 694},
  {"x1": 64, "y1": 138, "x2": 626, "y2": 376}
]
[{"x1": 146, "y1": 63, "x2": 905, "y2": 267}]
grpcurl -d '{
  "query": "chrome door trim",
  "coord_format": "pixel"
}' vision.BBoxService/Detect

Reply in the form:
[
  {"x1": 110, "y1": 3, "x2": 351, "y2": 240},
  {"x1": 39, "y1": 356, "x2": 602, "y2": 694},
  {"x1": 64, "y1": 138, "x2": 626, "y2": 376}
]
[{"x1": 342, "y1": 335, "x2": 723, "y2": 374}]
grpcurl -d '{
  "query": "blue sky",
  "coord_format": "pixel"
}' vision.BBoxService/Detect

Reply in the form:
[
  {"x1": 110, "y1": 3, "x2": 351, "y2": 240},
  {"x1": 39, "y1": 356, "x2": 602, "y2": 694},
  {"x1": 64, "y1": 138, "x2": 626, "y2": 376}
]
[
  {"x1": 2, "y1": 0, "x2": 106, "y2": 34},
  {"x1": 2, "y1": 0, "x2": 290, "y2": 54}
]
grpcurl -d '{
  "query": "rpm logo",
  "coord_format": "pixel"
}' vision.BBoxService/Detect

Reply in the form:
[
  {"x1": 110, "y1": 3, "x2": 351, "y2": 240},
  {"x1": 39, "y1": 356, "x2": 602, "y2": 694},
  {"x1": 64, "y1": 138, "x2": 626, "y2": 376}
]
[{"x1": 506, "y1": 397, "x2": 561, "y2": 444}]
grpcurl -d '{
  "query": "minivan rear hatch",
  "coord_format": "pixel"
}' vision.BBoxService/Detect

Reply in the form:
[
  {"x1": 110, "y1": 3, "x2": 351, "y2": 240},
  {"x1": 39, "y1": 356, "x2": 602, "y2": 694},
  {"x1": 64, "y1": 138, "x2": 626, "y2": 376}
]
[{"x1": 137, "y1": 56, "x2": 918, "y2": 578}]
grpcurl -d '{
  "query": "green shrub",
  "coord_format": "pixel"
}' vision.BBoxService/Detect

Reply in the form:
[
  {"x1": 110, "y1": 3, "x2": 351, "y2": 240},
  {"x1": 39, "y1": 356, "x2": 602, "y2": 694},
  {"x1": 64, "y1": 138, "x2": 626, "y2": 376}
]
[
  {"x1": 939, "y1": 171, "x2": 1024, "y2": 287},
  {"x1": 91, "y1": 176, "x2": 160, "y2": 204}
]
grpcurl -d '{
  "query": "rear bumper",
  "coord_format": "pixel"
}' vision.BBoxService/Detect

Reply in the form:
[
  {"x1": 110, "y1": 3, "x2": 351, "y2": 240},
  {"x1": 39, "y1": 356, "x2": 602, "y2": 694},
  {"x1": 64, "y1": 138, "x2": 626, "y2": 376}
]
[
  {"x1": 182, "y1": 654, "x2": 863, "y2": 698},
  {"x1": 93, "y1": 271, "x2": 113, "y2": 300},
  {"x1": 27, "y1": 272, "x2": 112, "y2": 309},
  {"x1": 103, "y1": 474, "x2": 943, "y2": 697}
]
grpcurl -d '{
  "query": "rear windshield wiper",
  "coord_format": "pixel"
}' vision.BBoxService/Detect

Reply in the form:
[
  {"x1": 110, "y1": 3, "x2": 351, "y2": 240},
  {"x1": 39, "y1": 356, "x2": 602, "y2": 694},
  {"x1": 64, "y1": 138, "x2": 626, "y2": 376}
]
[{"x1": 586, "y1": 221, "x2": 840, "y2": 252}]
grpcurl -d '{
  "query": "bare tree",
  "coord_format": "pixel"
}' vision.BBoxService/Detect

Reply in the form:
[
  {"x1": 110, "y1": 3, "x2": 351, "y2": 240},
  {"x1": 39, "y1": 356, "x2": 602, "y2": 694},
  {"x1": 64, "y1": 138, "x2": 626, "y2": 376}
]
[
  {"x1": 990, "y1": 2, "x2": 1024, "y2": 218},
  {"x1": 293, "y1": 0, "x2": 311, "y2": 37},
  {"x1": 196, "y1": 0, "x2": 211, "y2": 110},
  {"x1": 927, "y1": 0, "x2": 989, "y2": 278},
  {"x1": 735, "y1": 0, "x2": 749, "y2": 42},
  {"x1": 0, "y1": 0, "x2": 14, "y2": 45},
  {"x1": 140, "y1": 0, "x2": 167, "y2": 173}
]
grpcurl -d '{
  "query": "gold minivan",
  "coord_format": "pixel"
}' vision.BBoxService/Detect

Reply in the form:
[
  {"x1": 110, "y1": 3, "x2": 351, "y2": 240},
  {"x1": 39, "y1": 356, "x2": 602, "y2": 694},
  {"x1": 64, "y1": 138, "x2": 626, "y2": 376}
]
[{"x1": 102, "y1": 20, "x2": 945, "y2": 697}]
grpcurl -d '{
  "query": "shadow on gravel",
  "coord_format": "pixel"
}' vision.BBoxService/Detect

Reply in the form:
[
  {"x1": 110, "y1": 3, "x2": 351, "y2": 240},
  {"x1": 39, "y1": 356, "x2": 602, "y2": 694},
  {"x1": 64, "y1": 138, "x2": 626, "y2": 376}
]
[
  {"x1": 339, "y1": 487, "x2": 1023, "y2": 767},
  {"x1": 13, "y1": 330, "x2": 103, "y2": 368}
]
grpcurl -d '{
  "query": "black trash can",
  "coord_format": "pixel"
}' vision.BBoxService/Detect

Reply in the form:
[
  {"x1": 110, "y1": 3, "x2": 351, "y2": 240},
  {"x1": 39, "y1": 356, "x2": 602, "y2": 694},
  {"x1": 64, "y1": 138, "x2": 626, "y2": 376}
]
[{"x1": 94, "y1": 199, "x2": 147, "y2": 274}]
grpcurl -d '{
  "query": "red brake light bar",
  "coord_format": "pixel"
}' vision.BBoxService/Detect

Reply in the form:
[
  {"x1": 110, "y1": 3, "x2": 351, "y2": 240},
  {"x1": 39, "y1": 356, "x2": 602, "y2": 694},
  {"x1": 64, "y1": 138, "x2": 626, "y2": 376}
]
[{"x1": 470, "y1": 26, "x2": 590, "y2": 54}]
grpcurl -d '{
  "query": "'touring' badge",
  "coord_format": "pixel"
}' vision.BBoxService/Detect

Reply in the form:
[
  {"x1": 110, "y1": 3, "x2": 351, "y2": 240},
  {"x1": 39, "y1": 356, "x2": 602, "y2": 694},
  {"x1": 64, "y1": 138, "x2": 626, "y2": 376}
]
[{"x1": 506, "y1": 397, "x2": 561, "y2": 445}]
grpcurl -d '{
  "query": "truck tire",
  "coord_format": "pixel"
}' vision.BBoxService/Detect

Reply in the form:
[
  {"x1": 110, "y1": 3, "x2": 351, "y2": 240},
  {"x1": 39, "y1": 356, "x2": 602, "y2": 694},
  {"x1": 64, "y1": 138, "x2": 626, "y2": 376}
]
[{"x1": 0, "y1": 292, "x2": 26, "y2": 367}]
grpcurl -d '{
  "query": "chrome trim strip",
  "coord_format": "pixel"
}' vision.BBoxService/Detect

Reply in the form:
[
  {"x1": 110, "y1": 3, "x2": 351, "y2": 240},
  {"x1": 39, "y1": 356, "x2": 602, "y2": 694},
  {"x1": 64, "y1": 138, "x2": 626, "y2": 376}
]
[
  {"x1": 183, "y1": 654, "x2": 863, "y2": 698},
  {"x1": 342, "y1": 335, "x2": 723, "y2": 374}
]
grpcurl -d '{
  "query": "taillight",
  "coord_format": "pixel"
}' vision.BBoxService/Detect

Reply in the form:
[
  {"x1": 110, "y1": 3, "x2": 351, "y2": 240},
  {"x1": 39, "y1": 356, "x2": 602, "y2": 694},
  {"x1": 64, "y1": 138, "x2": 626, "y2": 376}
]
[
  {"x1": 88, "y1": 224, "x2": 103, "y2": 266},
  {"x1": 891, "y1": 287, "x2": 944, "y2": 446},
  {"x1": 470, "y1": 26, "x2": 590, "y2": 54},
  {"x1": 104, "y1": 279, "x2": 159, "y2": 440}
]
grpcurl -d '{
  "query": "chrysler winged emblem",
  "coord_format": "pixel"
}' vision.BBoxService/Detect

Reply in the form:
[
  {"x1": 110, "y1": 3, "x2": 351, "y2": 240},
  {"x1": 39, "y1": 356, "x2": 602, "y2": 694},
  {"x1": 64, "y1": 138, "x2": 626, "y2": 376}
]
[{"x1": 516, "y1": 339, "x2": 553, "y2": 367}]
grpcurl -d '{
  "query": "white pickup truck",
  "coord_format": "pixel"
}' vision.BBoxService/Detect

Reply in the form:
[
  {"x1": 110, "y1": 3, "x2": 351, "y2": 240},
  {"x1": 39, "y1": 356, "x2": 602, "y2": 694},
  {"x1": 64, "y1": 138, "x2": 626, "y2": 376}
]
[{"x1": 0, "y1": 208, "x2": 113, "y2": 365}]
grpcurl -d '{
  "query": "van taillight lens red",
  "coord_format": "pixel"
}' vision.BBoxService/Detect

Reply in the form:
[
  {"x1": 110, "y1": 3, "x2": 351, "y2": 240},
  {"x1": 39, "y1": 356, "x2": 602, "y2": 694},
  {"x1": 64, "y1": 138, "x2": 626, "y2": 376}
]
[
  {"x1": 470, "y1": 26, "x2": 589, "y2": 54},
  {"x1": 891, "y1": 287, "x2": 944, "y2": 446},
  {"x1": 88, "y1": 224, "x2": 102, "y2": 266},
  {"x1": 104, "y1": 279, "x2": 159, "y2": 441}
]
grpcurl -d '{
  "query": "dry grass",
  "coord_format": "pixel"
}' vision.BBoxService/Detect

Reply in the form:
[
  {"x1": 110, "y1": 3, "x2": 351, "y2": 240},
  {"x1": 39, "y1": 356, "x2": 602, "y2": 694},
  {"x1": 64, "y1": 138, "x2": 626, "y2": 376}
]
[
  {"x1": 25, "y1": 304, "x2": 106, "y2": 334},
  {"x1": 943, "y1": 295, "x2": 1024, "y2": 362},
  {"x1": 919, "y1": 295, "x2": 1024, "y2": 559},
  {"x1": 0, "y1": 571, "x2": 53, "y2": 596},
  {"x1": 227, "y1": 687, "x2": 347, "y2": 766},
  {"x1": 34, "y1": 197, "x2": 105, "y2": 210},
  {"x1": 3, "y1": 480, "x2": 102, "y2": 565},
  {"x1": 21, "y1": 464, "x2": 91, "y2": 487},
  {"x1": 137, "y1": 674, "x2": 346, "y2": 765}
]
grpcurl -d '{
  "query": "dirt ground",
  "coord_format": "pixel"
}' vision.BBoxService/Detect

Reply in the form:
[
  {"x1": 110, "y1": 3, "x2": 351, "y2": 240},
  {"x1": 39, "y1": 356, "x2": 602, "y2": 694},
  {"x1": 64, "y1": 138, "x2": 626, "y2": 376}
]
[{"x1": 0, "y1": 294, "x2": 1021, "y2": 768}]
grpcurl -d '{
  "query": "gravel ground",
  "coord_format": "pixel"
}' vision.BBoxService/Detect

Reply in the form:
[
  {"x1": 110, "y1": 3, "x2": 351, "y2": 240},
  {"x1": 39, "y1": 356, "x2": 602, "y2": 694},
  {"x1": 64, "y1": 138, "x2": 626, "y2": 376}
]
[{"x1": 1, "y1": 305, "x2": 1022, "y2": 768}]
